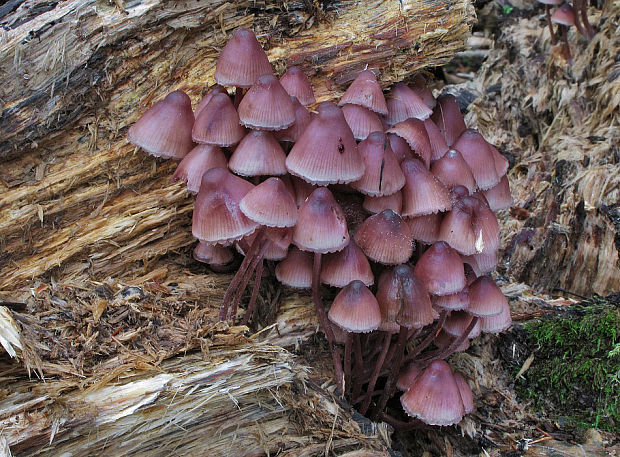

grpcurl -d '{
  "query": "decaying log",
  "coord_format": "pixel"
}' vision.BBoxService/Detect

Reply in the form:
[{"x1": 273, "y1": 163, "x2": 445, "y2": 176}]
[
  {"x1": 0, "y1": 0, "x2": 473, "y2": 289},
  {"x1": 468, "y1": 3, "x2": 619, "y2": 296}
]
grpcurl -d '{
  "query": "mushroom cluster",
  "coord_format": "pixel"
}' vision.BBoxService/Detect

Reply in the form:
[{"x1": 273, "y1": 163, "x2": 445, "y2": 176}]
[
  {"x1": 537, "y1": 0, "x2": 596, "y2": 62},
  {"x1": 128, "y1": 28, "x2": 513, "y2": 429}
]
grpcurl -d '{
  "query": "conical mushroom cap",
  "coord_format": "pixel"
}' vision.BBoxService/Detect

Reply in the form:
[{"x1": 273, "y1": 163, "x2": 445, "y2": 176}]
[
  {"x1": 128, "y1": 90, "x2": 195, "y2": 159},
  {"x1": 430, "y1": 94, "x2": 466, "y2": 146},
  {"x1": 452, "y1": 129, "x2": 500, "y2": 190},
  {"x1": 443, "y1": 310, "x2": 481, "y2": 338},
  {"x1": 406, "y1": 212, "x2": 443, "y2": 245},
  {"x1": 468, "y1": 276, "x2": 507, "y2": 317},
  {"x1": 431, "y1": 149, "x2": 477, "y2": 193},
  {"x1": 192, "y1": 168, "x2": 258, "y2": 244},
  {"x1": 354, "y1": 210, "x2": 413, "y2": 265},
  {"x1": 397, "y1": 363, "x2": 423, "y2": 391},
  {"x1": 214, "y1": 28, "x2": 273, "y2": 88},
  {"x1": 413, "y1": 241, "x2": 465, "y2": 295},
  {"x1": 275, "y1": 247, "x2": 313, "y2": 289},
  {"x1": 454, "y1": 373, "x2": 474, "y2": 414},
  {"x1": 363, "y1": 191, "x2": 403, "y2": 215},
  {"x1": 351, "y1": 132, "x2": 405, "y2": 197},
  {"x1": 228, "y1": 130, "x2": 287, "y2": 177},
  {"x1": 483, "y1": 175, "x2": 513, "y2": 211},
  {"x1": 279, "y1": 67, "x2": 316, "y2": 106},
  {"x1": 240, "y1": 177, "x2": 298, "y2": 227},
  {"x1": 286, "y1": 101, "x2": 364, "y2": 185},
  {"x1": 433, "y1": 288, "x2": 470, "y2": 311},
  {"x1": 387, "y1": 119, "x2": 432, "y2": 167},
  {"x1": 193, "y1": 241, "x2": 234, "y2": 266},
  {"x1": 410, "y1": 74, "x2": 437, "y2": 109},
  {"x1": 328, "y1": 280, "x2": 381, "y2": 333},
  {"x1": 321, "y1": 240, "x2": 374, "y2": 287},
  {"x1": 195, "y1": 85, "x2": 227, "y2": 117},
  {"x1": 424, "y1": 118, "x2": 450, "y2": 161},
  {"x1": 401, "y1": 159, "x2": 451, "y2": 217},
  {"x1": 393, "y1": 264, "x2": 434, "y2": 329},
  {"x1": 342, "y1": 104, "x2": 384, "y2": 141},
  {"x1": 293, "y1": 187, "x2": 349, "y2": 253},
  {"x1": 480, "y1": 298, "x2": 512, "y2": 333},
  {"x1": 192, "y1": 93, "x2": 246, "y2": 146},
  {"x1": 551, "y1": 4, "x2": 576, "y2": 25},
  {"x1": 400, "y1": 360, "x2": 466, "y2": 426},
  {"x1": 386, "y1": 83, "x2": 433, "y2": 125},
  {"x1": 275, "y1": 96, "x2": 314, "y2": 143},
  {"x1": 438, "y1": 197, "x2": 478, "y2": 255},
  {"x1": 238, "y1": 74, "x2": 296, "y2": 130},
  {"x1": 339, "y1": 70, "x2": 388, "y2": 115},
  {"x1": 171, "y1": 144, "x2": 228, "y2": 194}
]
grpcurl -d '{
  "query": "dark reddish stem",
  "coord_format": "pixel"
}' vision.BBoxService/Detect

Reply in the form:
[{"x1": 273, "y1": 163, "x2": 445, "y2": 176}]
[
  {"x1": 378, "y1": 412, "x2": 426, "y2": 431},
  {"x1": 219, "y1": 227, "x2": 264, "y2": 320},
  {"x1": 372, "y1": 326, "x2": 408, "y2": 419},
  {"x1": 360, "y1": 331, "x2": 391, "y2": 415},
  {"x1": 572, "y1": 0, "x2": 586, "y2": 36},
  {"x1": 545, "y1": 5, "x2": 557, "y2": 44},
  {"x1": 402, "y1": 310, "x2": 447, "y2": 366},
  {"x1": 312, "y1": 252, "x2": 344, "y2": 394},
  {"x1": 420, "y1": 316, "x2": 479, "y2": 362},
  {"x1": 240, "y1": 256, "x2": 264, "y2": 326},
  {"x1": 229, "y1": 239, "x2": 269, "y2": 320},
  {"x1": 344, "y1": 333, "x2": 353, "y2": 394},
  {"x1": 352, "y1": 333, "x2": 364, "y2": 400},
  {"x1": 579, "y1": 0, "x2": 595, "y2": 39},
  {"x1": 560, "y1": 26, "x2": 572, "y2": 65}
]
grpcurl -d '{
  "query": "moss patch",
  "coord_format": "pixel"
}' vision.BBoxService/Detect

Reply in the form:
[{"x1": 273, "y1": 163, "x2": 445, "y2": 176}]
[{"x1": 515, "y1": 295, "x2": 620, "y2": 433}]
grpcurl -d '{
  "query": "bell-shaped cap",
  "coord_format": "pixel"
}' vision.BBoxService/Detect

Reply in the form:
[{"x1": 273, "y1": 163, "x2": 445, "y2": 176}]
[
  {"x1": 454, "y1": 373, "x2": 474, "y2": 414},
  {"x1": 195, "y1": 85, "x2": 227, "y2": 117},
  {"x1": 431, "y1": 149, "x2": 477, "y2": 194},
  {"x1": 363, "y1": 191, "x2": 403, "y2": 215},
  {"x1": 410, "y1": 74, "x2": 437, "y2": 109},
  {"x1": 414, "y1": 241, "x2": 466, "y2": 295},
  {"x1": 279, "y1": 67, "x2": 315, "y2": 106},
  {"x1": 472, "y1": 198, "x2": 500, "y2": 253},
  {"x1": 401, "y1": 159, "x2": 452, "y2": 217},
  {"x1": 443, "y1": 310, "x2": 481, "y2": 338},
  {"x1": 193, "y1": 241, "x2": 234, "y2": 266},
  {"x1": 240, "y1": 177, "x2": 298, "y2": 227},
  {"x1": 238, "y1": 74, "x2": 296, "y2": 130},
  {"x1": 480, "y1": 298, "x2": 512, "y2": 333},
  {"x1": 388, "y1": 133, "x2": 415, "y2": 162},
  {"x1": 438, "y1": 197, "x2": 478, "y2": 255},
  {"x1": 462, "y1": 250, "x2": 498, "y2": 276},
  {"x1": 171, "y1": 144, "x2": 228, "y2": 194},
  {"x1": 286, "y1": 102, "x2": 364, "y2": 185},
  {"x1": 321, "y1": 240, "x2": 374, "y2": 287},
  {"x1": 241, "y1": 227, "x2": 293, "y2": 261},
  {"x1": 424, "y1": 118, "x2": 450, "y2": 161},
  {"x1": 192, "y1": 168, "x2": 258, "y2": 244},
  {"x1": 406, "y1": 212, "x2": 443, "y2": 245},
  {"x1": 293, "y1": 187, "x2": 349, "y2": 253},
  {"x1": 400, "y1": 360, "x2": 466, "y2": 426},
  {"x1": 430, "y1": 94, "x2": 467, "y2": 146},
  {"x1": 351, "y1": 132, "x2": 405, "y2": 197},
  {"x1": 342, "y1": 104, "x2": 384, "y2": 141},
  {"x1": 192, "y1": 93, "x2": 245, "y2": 146},
  {"x1": 339, "y1": 70, "x2": 388, "y2": 115},
  {"x1": 551, "y1": 4, "x2": 576, "y2": 25},
  {"x1": 490, "y1": 145, "x2": 510, "y2": 176},
  {"x1": 433, "y1": 288, "x2": 470, "y2": 311},
  {"x1": 354, "y1": 210, "x2": 413, "y2": 265},
  {"x1": 468, "y1": 276, "x2": 507, "y2": 317},
  {"x1": 128, "y1": 90, "x2": 195, "y2": 159},
  {"x1": 397, "y1": 363, "x2": 423, "y2": 391},
  {"x1": 328, "y1": 280, "x2": 381, "y2": 333},
  {"x1": 214, "y1": 28, "x2": 273, "y2": 88},
  {"x1": 228, "y1": 130, "x2": 287, "y2": 177},
  {"x1": 483, "y1": 175, "x2": 513, "y2": 211},
  {"x1": 387, "y1": 119, "x2": 432, "y2": 167},
  {"x1": 452, "y1": 129, "x2": 500, "y2": 190},
  {"x1": 393, "y1": 265, "x2": 434, "y2": 329},
  {"x1": 275, "y1": 96, "x2": 314, "y2": 143},
  {"x1": 386, "y1": 83, "x2": 433, "y2": 125},
  {"x1": 275, "y1": 247, "x2": 313, "y2": 288}
]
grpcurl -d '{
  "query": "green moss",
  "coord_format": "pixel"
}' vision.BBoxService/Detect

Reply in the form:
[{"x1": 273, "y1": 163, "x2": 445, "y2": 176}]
[{"x1": 516, "y1": 296, "x2": 620, "y2": 432}]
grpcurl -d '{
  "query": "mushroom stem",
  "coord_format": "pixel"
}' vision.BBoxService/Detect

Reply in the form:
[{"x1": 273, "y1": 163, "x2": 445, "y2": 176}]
[
  {"x1": 220, "y1": 227, "x2": 265, "y2": 320},
  {"x1": 546, "y1": 5, "x2": 557, "y2": 44},
  {"x1": 229, "y1": 239, "x2": 269, "y2": 320},
  {"x1": 233, "y1": 87, "x2": 245, "y2": 109},
  {"x1": 240, "y1": 256, "x2": 264, "y2": 326},
  {"x1": 372, "y1": 325, "x2": 408, "y2": 419},
  {"x1": 401, "y1": 310, "x2": 448, "y2": 366},
  {"x1": 312, "y1": 252, "x2": 345, "y2": 393},
  {"x1": 378, "y1": 412, "x2": 427, "y2": 431},
  {"x1": 352, "y1": 333, "x2": 364, "y2": 400},
  {"x1": 579, "y1": 0, "x2": 595, "y2": 38},
  {"x1": 359, "y1": 331, "x2": 391, "y2": 415},
  {"x1": 420, "y1": 316, "x2": 479, "y2": 362},
  {"x1": 572, "y1": 0, "x2": 587, "y2": 36},
  {"x1": 344, "y1": 333, "x2": 353, "y2": 394},
  {"x1": 561, "y1": 26, "x2": 572, "y2": 64}
]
